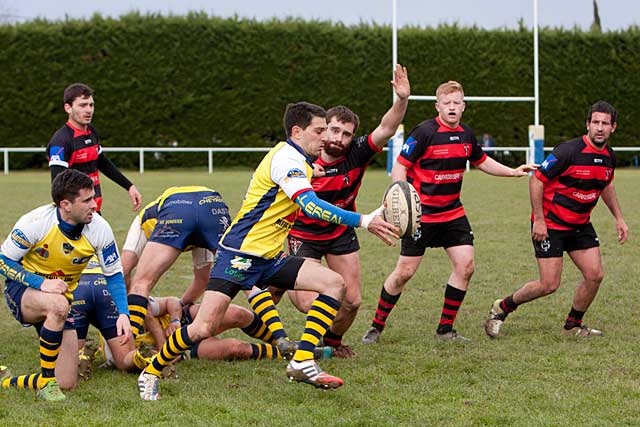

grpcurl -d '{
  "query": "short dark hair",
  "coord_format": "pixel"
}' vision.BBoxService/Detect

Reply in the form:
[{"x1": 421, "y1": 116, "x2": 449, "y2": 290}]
[
  {"x1": 51, "y1": 169, "x2": 94, "y2": 206},
  {"x1": 326, "y1": 106, "x2": 360, "y2": 133},
  {"x1": 587, "y1": 101, "x2": 617, "y2": 125},
  {"x1": 64, "y1": 83, "x2": 94, "y2": 106},
  {"x1": 283, "y1": 102, "x2": 326, "y2": 138}
]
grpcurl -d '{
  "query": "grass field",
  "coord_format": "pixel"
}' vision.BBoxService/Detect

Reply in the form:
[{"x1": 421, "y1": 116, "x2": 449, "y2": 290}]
[{"x1": 0, "y1": 168, "x2": 638, "y2": 426}]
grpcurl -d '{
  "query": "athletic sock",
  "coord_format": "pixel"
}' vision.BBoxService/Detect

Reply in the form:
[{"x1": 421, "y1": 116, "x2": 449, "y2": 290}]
[
  {"x1": 128, "y1": 294, "x2": 148, "y2": 337},
  {"x1": 436, "y1": 284, "x2": 466, "y2": 335},
  {"x1": 2, "y1": 373, "x2": 40, "y2": 390},
  {"x1": 38, "y1": 326, "x2": 63, "y2": 388},
  {"x1": 132, "y1": 350, "x2": 152, "y2": 370},
  {"x1": 293, "y1": 294, "x2": 340, "y2": 362},
  {"x1": 146, "y1": 326, "x2": 193, "y2": 377},
  {"x1": 500, "y1": 295, "x2": 519, "y2": 314},
  {"x1": 564, "y1": 307, "x2": 585, "y2": 329},
  {"x1": 241, "y1": 312, "x2": 275, "y2": 344},
  {"x1": 323, "y1": 330, "x2": 343, "y2": 347},
  {"x1": 248, "y1": 290, "x2": 288, "y2": 341},
  {"x1": 250, "y1": 344, "x2": 281, "y2": 360},
  {"x1": 371, "y1": 286, "x2": 401, "y2": 332}
]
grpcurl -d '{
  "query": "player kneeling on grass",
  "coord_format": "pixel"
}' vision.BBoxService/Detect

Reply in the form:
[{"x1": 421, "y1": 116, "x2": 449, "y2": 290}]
[
  {"x1": 136, "y1": 102, "x2": 399, "y2": 400},
  {"x1": 484, "y1": 101, "x2": 628, "y2": 339},
  {"x1": 0, "y1": 170, "x2": 131, "y2": 401}
]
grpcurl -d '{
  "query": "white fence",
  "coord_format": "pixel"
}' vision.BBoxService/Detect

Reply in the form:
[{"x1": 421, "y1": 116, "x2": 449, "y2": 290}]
[{"x1": 2, "y1": 146, "x2": 639, "y2": 175}]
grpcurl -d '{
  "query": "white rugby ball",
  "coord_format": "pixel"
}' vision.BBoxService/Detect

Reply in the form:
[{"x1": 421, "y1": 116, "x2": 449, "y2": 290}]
[{"x1": 382, "y1": 181, "x2": 421, "y2": 238}]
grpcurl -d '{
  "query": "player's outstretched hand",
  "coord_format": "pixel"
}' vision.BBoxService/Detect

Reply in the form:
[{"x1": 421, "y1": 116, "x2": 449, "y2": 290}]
[
  {"x1": 117, "y1": 314, "x2": 133, "y2": 344},
  {"x1": 616, "y1": 218, "x2": 629, "y2": 244},
  {"x1": 41, "y1": 278, "x2": 68, "y2": 294},
  {"x1": 367, "y1": 215, "x2": 401, "y2": 246},
  {"x1": 392, "y1": 64, "x2": 410, "y2": 100},
  {"x1": 129, "y1": 185, "x2": 142, "y2": 211},
  {"x1": 531, "y1": 219, "x2": 548, "y2": 242},
  {"x1": 513, "y1": 163, "x2": 539, "y2": 176}
]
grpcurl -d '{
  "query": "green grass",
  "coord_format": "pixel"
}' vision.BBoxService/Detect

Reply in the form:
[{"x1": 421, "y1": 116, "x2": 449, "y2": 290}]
[{"x1": 0, "y1": 168, "x2": 638, "y2": 426}]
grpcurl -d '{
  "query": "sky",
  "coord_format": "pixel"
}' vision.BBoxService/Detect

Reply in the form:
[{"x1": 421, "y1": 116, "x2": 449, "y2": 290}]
[{"x1": 2, "y1": 0, "x2": 639, "y2": 31}]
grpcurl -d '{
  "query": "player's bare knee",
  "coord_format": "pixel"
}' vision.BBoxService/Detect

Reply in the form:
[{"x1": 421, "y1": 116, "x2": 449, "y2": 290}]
[
  {"x1": 342, "y1": 298, "x2": 361, "y2": 314},
  {"x1": 47, "y1": 296, "x2": 70, "y2": 322},
  {"x1": 189, "y1": 321, "x2": 215, "y2": 342},
  {"x1": 58, "y1": 375, "x2": 77, "y2": 391},
  {"x1": 541, "y1": 281, "x2": 561, "y2": 295},
  {"x1": 394, "y1": 265, "x2": 417, "y2": 284},
  {"x1": 585, "y1": 269, "x2": 604, "y2": 285}
]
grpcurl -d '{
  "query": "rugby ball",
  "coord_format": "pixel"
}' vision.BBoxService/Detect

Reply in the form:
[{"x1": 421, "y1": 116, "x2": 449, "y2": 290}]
[{"x1": 382, "y1": 181, "x2": 421, "y2": 238}]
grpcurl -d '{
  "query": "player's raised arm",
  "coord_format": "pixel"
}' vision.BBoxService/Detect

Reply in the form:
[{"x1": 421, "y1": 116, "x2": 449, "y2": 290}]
[{"x1": 370, "y1": 64, "x2": 410, "y2": 148}]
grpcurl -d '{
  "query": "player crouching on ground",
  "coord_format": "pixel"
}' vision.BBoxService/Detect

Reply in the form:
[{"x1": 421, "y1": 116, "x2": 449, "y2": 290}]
[{"x1": 0, "y1": 170, "x2": 131, "y2": 401}]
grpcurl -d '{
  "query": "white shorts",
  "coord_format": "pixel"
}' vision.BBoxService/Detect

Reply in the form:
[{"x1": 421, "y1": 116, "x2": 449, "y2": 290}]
[{"x1": 122, "y1": 217, "x2": 213, "y2": 269}]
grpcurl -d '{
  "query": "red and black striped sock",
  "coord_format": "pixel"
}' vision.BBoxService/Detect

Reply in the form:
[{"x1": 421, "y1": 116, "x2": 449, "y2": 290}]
[
  {"x1": 371, "y1": 286, "x2": 401, "y2": 332},
  {"x1": 323, "y1": 329, "x2": 343, "y2": 347},
  {"x1": 564, "y1": 307, "x2": 585, "y2": 329},
  {"x1": 436, "y1": 284, "x2": 466, "y2": 335},
  {"x1": 500, "y1": 295, "x2": 519, "y2": 314}
]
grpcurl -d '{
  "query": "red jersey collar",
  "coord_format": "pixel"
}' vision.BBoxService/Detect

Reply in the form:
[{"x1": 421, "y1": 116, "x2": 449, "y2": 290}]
[
  {"x1": 66, "y1": 121, "x2": 91, "y2": 136},
  {"x1": 582, "y1": 135, "x2": 608, "y2": 152},
  {"x1": 435, "y1": 116, "x2": 464, "y2": 132}
]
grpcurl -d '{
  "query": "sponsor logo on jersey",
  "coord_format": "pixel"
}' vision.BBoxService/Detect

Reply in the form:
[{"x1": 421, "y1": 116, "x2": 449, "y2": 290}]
[
  {"x1": 540, "y1": 154, "x2": 558, "y2": 171},
  {"x1": 287, "y1": 168, "x2": 306, "y2": 179},
  {"x1": 35, "y1": 244, "x2": 49, "y2": 259},
  {"x1": 199, "y1": 195, "x2": 224, "y2": 205},
  {"x1": 62, "y1": 242, "x2": 74, "y2": 255},
  {"x1": 572, "y1": 191, "x2": 597, "y2": 201},
  {"x1": 230, "y1": 256, "x2": 252, "y2": 271},
  {"x1": 72, "y1": 255, "x2": 93, "y2": 265},
  {"x1": 10, "y1": 229, "x2": 30, "y2": 249},
  {"x1": 401, "y1": 136, "x2": 417, "y2": 155},
  {"x1": 219, "y1": 216, "x2": 230, "y2": 230},
  {"x1": 211, "y1": 207, "x2": 228, "y2": 215},
  {"x1": 102, "y1": 241, "x2": 120, "y2": 267},
  {"x1": 450, "y1": 136, "x2": 460, "y2": 141},
  {"x1": 49, "y1": 146, "x2": 64, "y2": 162},
  {"x1": 84, "y1": 139, "x2": 92, "y2": 145},
  {"x1": 165, "y1": 199, "x2": 193, "y2": 207},
  {"x1": 154, "y1": 225, "x2": 180, "y2": 238},
  {"x1": 325, "y1": 168, "x2": 338, "y2": 175},
  {"x1": 594, "y1": 158, "x2": 603, "y2": 163}
]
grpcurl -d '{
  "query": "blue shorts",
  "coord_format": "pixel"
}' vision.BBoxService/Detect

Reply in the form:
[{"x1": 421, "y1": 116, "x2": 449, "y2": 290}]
[
  {"x1": 4, "y1": 280, "x2": 75, "y2": 331},
  {"x1": 71, "y1": 273, "x2": 120, "y2": 341},
  {"x1": 150, "y1": 191, "x2": 231, "y2": 251},
  {"x1": 208, "y1": 248, "x2": 305, "y2": 297}
]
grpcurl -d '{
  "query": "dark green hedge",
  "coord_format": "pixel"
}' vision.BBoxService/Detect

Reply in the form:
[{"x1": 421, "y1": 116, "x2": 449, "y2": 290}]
[{"x1": 0, "y1": 14, "x2": 638, "y2": 169}]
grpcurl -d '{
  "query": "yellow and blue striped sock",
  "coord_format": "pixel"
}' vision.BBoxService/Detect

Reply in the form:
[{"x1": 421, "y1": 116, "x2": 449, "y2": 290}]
[
  {"x1": 2, "y1": 373, "x2": 40, "y2": 389},
  {"x1": 248, "y1": 290, "x2": 287, "y2": 341},
  {"x1": 127, "y1": 294, "x2": 148, "y2": 337},
  {"x1": 38, "y1": 326, "x2": 62, "y2": 388},
  {"x1": 146, "y1": 326, "x2": 193, "y2": 377},
  {"x1": 293, "y1": 295, "x2": 340, "y2": 362}
]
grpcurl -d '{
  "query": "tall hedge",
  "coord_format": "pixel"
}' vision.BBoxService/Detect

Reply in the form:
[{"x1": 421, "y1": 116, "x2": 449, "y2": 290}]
[{"x1": 0, "y1": 14, "x2": 638, "y2": 168}]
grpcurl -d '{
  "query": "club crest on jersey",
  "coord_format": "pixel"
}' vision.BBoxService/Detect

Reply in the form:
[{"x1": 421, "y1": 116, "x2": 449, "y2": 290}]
[
  {"x1": 35, "y1": 244, "x2": 49, "y2": 259},
  {"x1": 540, "y1": 154, "x2": 558, "y2": 171},
  {"x1": 10, "y1": 229, "x2": 30, "y2": 249},
  {"x1": 401, "y1": 136, "x2": 417, "y2": 155},
  {"x1": 464, "y1": 144, "x2": 469, "y2": 156},
  {"x1": 62, "y1": 242, "x2": 74, "y2": 255},
  {"x1": 605, "y1": 168, "x2": 612, "y2": 180},
  {"x1": 287, "y1": 168, "x2": 306, "y2": 179},
  {"x1": 230, "y1": 256, "x2": 252, "y2": 271},
  {"x1": 72, "y1": 255, "x2": 93, "y2": 265},
  {"x1": 289, "y1": 238, "x2": 303, "y2": 255}
]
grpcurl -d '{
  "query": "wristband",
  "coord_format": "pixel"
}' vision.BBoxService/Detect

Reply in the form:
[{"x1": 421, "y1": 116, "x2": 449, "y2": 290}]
[{"x1": 170, "y1": 319, "x2": 181, "y2": 324}]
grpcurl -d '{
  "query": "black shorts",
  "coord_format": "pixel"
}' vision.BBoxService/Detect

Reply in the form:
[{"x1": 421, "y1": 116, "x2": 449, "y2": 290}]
[
  {"x1": 401, "y1": 216, "x2": 474, "y2": 257},
  {"x1": 287, "y1": 229, "x2": 360, "y2": 260},
  {"x1": 208, "y1": 249, "x2": 306, "y2": 299},
  {"x1": 533, "y1": 222, "x2": 599, "y2": 258}
]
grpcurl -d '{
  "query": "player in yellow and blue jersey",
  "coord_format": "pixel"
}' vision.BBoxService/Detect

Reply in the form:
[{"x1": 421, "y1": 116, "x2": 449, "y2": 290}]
[
  {"x1": 135, "y1": 102, "x2": 399, "y2": 400},
  {"x1": 0, "y1": 170, "x2": 131, "y2": 401}
]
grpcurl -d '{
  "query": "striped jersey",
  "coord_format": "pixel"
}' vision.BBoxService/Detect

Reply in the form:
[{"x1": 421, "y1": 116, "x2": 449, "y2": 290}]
[
  {"x1": 47, "y1": 122, "x2": 104, "y2": 210},
  {"x1": 0, "y1": 204, "x2": 122, "y2": 301},
  {"x1": 290, "y1": 134, "x2": 380, "y2": 241},
  {"x1": 397, "y1": 117, "x2": 486, "y2": 223},
  {"x1": 534, "y1": 136, "x2": 615, "y2": 230},
  {"x1": 220, "y1": 141, "x2": 314, "y2": 259}
]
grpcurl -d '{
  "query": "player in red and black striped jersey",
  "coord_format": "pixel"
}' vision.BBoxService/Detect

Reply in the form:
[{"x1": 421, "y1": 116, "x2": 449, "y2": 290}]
[
  {"x1": 277, "y1": 65, "x2": 410, "y2": 357},
  {"x1": 47, "y1": 83, "x2": 142, "y2": 213},
  {"x1": 485, "y1": 101, "x2": 628, "y2": 339},
  {"x1": 362, "y1": 80, "x2": 537, "y2": 344}
]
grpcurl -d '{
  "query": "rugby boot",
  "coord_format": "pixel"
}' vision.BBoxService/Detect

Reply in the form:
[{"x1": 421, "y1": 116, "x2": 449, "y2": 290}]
[
  {"x1": 361, "y1": 326, "x2": 381, "y2": 345},
  {"x1": 36, "y1": 380, "x2": 66, "y2": 402},
  {"x1": 435, "y1": 330, "x2": 471, "y2": 342},
  {"x1": 332, "y1": 344, "x2": 356, "y2": 358},
  {"x1": 275, "y1": 337, "x2": 298, "y2": 360},
  {"x1": 562, "y1": 325, "x2": 603, "y2": 337},
  {"x1": 138, "y1": 369, "x2": 160, "y2": 401},
  {"x1": 0, "y1": 365, "x2": 11, "y2": 382},
  {"x1": 286, "y1": 360, "x2": 344, "y2": 390},
  {"x1": 313, "y1": 346, "x2": 333, "y2": 360},
  {"x1": 484, "y1": 299, "x2": 508, "y2": 339}
]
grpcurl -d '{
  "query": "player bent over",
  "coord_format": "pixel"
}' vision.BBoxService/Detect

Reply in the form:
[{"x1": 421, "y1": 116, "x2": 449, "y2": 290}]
[
  {"x1": 484, "y1": 101, "x2": 628, "y2": 338},
  {"x1": 136, "y1": 102, "x2": 399, "y2": 400},
  {"x1": 0, "y1": 170, "x2": 131, "y2": 401}
]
